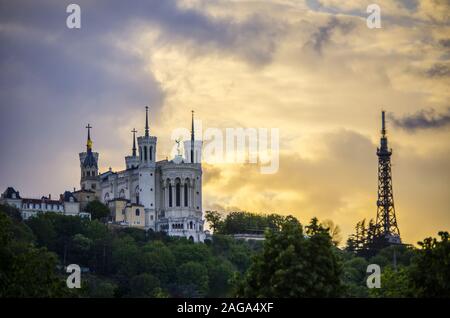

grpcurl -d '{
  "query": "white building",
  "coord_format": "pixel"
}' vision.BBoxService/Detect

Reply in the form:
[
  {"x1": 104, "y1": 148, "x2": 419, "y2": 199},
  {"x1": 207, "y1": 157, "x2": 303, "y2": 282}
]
[
  {"x1": 0, "y1": 187, "x2": 90, "y2": 220},
  {"x1": 77, "y1": 107, "x2": 206, "y2": 242}
]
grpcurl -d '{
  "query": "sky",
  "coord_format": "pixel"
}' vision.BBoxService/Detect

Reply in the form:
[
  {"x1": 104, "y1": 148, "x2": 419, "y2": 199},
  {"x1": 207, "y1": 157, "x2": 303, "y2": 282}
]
[{"x1": 0, "y1": 0, "x2": 449, "y2": 245}]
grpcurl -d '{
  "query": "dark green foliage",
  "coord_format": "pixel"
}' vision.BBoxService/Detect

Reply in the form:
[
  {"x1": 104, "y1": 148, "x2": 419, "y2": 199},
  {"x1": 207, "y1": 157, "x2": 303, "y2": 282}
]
[
  {"x1": 206, "y1": 210, "x2": 285, "y2": 235},
  {"x1": 1, "y1": 204, "x2": 449, "y2": 298},
  {"x1": 341, "y1": 255, "x2": 370, "y2": 297},
  {"x1": 0, "y1": 206, "x2": 67, "y2": 297},
  {"x1": 84, "y1": 200, "x2": 110, "y2": 221},
  {"x1": 81, "y1": 274, "x2": 118, "y2": 298},
  {"x1": 409, "y1": 231, "x2": 450, "y2": 297},
  {"x1": 205, "y1": 210, "x2": 223, "y2": 233},
  {"x1": 175, "y1": 261, "x2": 209, "y2": 297},
  {"x1": 0, "y1": 205, "x2": 254, "y2": 298},
  {"x1": 369, "y1": 267, "x2": 414, "y2": 298},
  {"x1": 236, "y1": 216, "x2": 343, "y2": 297},
  {"x1": 127, "y1": 273, "x2": 161, "y2": 298}
]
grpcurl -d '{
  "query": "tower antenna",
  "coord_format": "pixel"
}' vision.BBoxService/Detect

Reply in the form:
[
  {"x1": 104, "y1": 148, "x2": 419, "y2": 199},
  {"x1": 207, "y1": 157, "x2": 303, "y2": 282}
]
[{"x1": 375, "y1": 110, "x2": 401, "y2": 245}]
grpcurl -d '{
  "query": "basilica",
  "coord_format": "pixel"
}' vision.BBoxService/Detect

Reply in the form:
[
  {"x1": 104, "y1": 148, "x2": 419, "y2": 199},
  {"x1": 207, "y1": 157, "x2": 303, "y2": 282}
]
[
  {"x1": 0, "y1": 107, "x2": 206, "y2": 242},
  {"x1": 74, "y1": 107, "x2": 205, "y2": 242}
]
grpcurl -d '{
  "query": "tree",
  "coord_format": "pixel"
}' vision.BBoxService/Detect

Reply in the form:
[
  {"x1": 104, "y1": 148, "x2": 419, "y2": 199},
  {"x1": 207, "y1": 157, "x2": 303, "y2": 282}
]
[
  {"x1": 206, "y1": 258, "x2": 235, "y2": 297},
  {"x1": 321, "y1": 219, "x2": 342, "y2": 246},
  {"x1": 85, "y1": 200, "x2": 110, "y2": 221},
  {"x1": 0, "y1": 210, "x2": 67, "y2": 297},
  {"x1": 25, "y1": 214, "x2": 57, "y2": 251},
  {"x1": 341, "y1": 255, "x2": 369, "y2": 297},
  {"x1": 140, "y1": 241, "x2": 176, "y2": 285},
  {"x1": 0, "y1": 204, "x2": 22, "y2": 222},
  {"x1": 82, "y1": 275, "x2": 117, "y2": 298},
  {"x1": 175, "y1": 261, "x2": 209, "y2": 297},
  {"x1": 236, "y1": 216, "x2": 343, "y2": 297},
  {"x1": 409, "y1": 231, "x2": 450, "y2": 297},
  {"x1": 128, "y1": 273, "x2": 161, "y2": 298},
  {"x1": 205, "y1": 210, "x2": 223, "y2": 233},
  {"x1": 111, "y1": 236, "x2": 141, "y2": 277},
  {"x1": 71, "y1": 233, "x2": 93, "y2": 265},
  {"x1": 369, "y1": 267, "x2": 413, "y2": 298}
]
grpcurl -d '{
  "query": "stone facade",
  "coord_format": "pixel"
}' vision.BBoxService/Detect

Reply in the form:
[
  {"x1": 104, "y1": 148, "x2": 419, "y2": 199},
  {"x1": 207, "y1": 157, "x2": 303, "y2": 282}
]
[{"x1": 79, "y1": 108, "x2": 205, "y2": 242}]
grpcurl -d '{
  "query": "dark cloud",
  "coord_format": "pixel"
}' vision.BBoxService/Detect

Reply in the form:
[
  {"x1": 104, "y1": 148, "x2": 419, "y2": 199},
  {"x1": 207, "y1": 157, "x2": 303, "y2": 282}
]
[
  {"x1": 0, "y1": 0, "x2": 286, "y2": 196},
  {"x1": 396, "y1": 0, "x2": 419, "y2": 12},
  {"x1": 439, "y1": 39, "x2": 450, "y2": 48},
  {"x1": 389, "y1": 108, "x2": 450, "y2": 131},
  {"x1": 306, "y1": 17, "x2": 354, "y2": 55},
  {"x1": 426, "y1": 63, "x2": 450, "y2": 77}
]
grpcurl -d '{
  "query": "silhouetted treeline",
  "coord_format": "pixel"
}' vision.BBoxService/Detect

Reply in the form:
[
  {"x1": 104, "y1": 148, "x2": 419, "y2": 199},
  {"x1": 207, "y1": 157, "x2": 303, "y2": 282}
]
[{"x1": 1, "y1": 204, "x2": 449, "y2": 298}]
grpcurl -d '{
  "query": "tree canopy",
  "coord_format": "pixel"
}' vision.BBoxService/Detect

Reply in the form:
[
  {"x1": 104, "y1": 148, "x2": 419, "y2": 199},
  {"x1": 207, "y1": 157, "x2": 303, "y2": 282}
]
[{"x1": 1, "y1": 204, "x2": 449, "y2": 298}]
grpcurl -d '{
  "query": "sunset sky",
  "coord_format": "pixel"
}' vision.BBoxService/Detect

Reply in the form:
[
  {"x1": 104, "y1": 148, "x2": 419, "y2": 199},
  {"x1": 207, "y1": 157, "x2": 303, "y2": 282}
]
[{"x1": 0, "y1": 0, "x2": 449, "y2": 245}]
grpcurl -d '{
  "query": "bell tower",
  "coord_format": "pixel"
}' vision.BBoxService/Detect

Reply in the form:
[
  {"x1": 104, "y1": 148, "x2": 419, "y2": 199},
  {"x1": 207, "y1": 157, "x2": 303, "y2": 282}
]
[
  {"x1": 137, "y1": 107, "x2": 157, "y2": 228},
  {"x1": 79, "y1": 124, "x2": 99, "y2": 193},
  {"x1": 125, "y1": 128, "x2": 140, "y2": 169}
]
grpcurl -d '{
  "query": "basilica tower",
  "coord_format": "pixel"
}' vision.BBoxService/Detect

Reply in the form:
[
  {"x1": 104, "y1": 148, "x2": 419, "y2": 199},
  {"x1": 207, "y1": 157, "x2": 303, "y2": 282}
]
[
  {"x1": 125, "y1": 128, "x2": 140, "y2": 169},
  {"x1": 137, "y1": 107, "x2": 157, "y2": 226},
  {"x1": 79, "y1": 124, "x2": 99, "y2": 193}
]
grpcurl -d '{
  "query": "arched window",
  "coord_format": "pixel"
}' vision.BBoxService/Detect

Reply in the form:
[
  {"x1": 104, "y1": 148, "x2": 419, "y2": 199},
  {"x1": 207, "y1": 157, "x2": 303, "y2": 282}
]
[
  {"x1": 190, "y1": 221, "x2": 193, "y2": 229},
  {"x1": 144, "y1": 146, "x2": 147, "y2": 161},
  {"x1": 169, "y1": 183, "x2": 173, "y2": 207},
  {"x1": 119, "y1": 189, "x2": 125, "y2": 199},
  {"x1": 184, "y1": 179, "x2": 189, "y2": 207},
  {"x1": 104, "y1": 192, "x2": 110, "y2": 203},
  {"x1": 136, "y1": 209, "x2": 140, "y2": 216},
  {"x1": 135, "y1": 186, "x2": 140, "y2": 205},
  {"x1": 175, "y1": 178, "x2": 181, "y2": 207},
  {"x1": 150, "y1": 146, "x2": 153, "y2": 161}
]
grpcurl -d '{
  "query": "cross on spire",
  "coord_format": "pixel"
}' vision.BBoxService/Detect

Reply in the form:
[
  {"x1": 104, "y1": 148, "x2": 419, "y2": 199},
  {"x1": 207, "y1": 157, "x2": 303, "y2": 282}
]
[
  {"x1": 86, "y1": 124, "x2": 93, "y2": 151},
  {"x1": 86, "y1": 123, "x2": 92, "y2": 138},
  {"x1": 131, "y1": 128, "x2": 137, "y2": 156}
]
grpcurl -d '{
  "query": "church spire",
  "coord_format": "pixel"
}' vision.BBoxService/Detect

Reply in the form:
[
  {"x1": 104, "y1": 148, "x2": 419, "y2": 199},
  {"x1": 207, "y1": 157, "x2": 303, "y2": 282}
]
[
  {"x1": 191, "y1": 110, "x2": 195, "y2": 163},
  {"x1": 145, "y1": 106, "x2": 149, "y2": 137},
  {"x1": 191, "y1": 110, "x2": 195, "y2": 142},
  {"x1": 131, "y1": 128, "x2": 137, "y2": 157},
  {"x1": 86, "y1": 123, "x2": 93, "y2": 152}
]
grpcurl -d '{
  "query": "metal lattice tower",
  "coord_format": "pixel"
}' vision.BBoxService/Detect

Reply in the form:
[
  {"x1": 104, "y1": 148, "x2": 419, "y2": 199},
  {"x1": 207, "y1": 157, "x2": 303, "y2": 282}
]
[{"x1": 375, "y1": 111, "x2": 401, "y2": 244}]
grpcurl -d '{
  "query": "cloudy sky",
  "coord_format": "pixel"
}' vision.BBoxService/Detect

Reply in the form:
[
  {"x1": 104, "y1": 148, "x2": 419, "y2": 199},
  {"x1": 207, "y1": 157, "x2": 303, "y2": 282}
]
[{"x1": 0, "y1": 0, "x2": 449, "y2": 245}]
